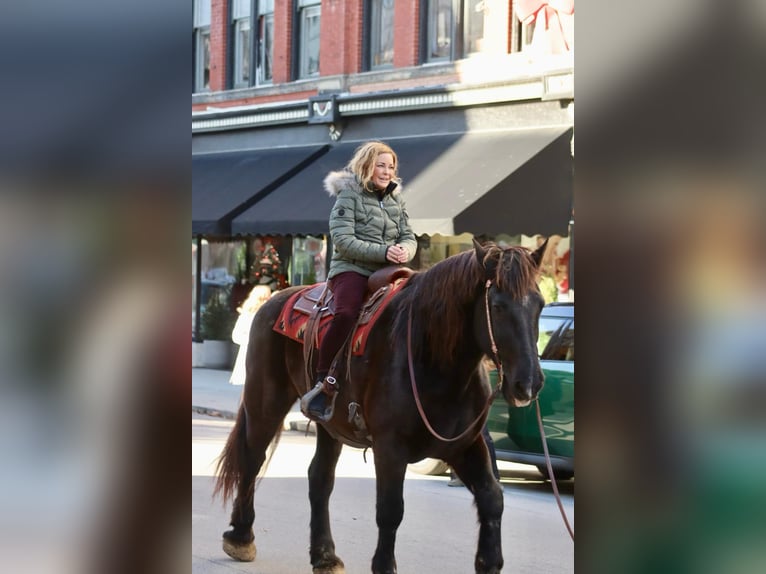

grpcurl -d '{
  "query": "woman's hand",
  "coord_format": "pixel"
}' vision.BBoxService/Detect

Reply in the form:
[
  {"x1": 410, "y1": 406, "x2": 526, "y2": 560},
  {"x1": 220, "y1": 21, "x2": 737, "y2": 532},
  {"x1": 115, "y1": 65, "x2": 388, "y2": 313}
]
[{"x1": 386, "y1": 244, "x2": 407, "y2": 264}]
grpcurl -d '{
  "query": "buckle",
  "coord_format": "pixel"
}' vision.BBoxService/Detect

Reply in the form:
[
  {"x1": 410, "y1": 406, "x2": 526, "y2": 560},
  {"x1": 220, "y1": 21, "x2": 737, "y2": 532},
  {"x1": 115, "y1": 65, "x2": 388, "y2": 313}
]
[{"x1": 323, "y1": 376, "x2": 338, "y2": 394}]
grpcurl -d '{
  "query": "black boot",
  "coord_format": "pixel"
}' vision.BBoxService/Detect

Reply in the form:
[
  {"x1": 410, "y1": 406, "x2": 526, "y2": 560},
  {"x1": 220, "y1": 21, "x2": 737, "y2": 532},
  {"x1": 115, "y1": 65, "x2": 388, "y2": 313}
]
[{"x1": 300, "y1": 375, "x2": 338, "y2": 422}]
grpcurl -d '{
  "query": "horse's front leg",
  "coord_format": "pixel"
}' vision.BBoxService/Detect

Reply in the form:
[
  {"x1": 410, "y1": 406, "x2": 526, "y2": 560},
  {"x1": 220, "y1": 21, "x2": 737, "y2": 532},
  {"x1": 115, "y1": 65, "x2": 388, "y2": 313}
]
[
  {"x1": 371, "y1": 443, "x2": 407, "y2": 574},
  {"x1": 451, "y1": 438, "x2": 504, "y2": 574},
  {"x1": 308, "y1": 424, "x2": 345, "y2": 574}
]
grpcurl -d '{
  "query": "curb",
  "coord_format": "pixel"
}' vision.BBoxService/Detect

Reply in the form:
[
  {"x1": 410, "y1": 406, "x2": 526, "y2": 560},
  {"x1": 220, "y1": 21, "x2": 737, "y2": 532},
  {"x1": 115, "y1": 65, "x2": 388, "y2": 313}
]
[
  {"x1": 192, "y1": 405, "x2": 237, "y2": 420},
  {"x1": 192, "y1": 406, "x2": 316, "y2": 435}
]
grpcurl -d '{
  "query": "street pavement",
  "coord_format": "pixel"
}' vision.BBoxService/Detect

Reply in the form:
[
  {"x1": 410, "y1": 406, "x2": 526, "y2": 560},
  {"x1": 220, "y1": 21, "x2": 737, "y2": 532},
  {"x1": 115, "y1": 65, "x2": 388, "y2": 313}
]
[
  {"x1": 192, "y1": 368, "x2": 574, "y2": 573},
  {"x1": 192, "y1": 367, "x2": 311, "y2": 432}
]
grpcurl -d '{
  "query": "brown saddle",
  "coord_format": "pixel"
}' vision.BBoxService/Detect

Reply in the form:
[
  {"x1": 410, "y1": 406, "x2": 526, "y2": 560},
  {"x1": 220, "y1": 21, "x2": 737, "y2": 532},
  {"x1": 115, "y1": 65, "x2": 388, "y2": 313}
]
[
  {"x1": 274, "y1": 266, "x2": 414, "y2": 446},
  {"x1": 291, "y1": 265, "x2": 414, "y2": 320}
]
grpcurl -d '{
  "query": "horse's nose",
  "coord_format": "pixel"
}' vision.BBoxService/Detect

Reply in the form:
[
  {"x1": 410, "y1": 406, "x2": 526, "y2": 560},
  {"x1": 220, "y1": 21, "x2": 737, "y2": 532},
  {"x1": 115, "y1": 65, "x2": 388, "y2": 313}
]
[{"x1": 514, "y1": 370, "x2": 544, "y2": 402}]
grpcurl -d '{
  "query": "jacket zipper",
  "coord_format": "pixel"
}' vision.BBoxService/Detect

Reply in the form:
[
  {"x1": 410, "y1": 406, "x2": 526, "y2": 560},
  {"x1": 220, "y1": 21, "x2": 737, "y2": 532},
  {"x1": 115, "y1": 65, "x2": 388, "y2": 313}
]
[{"x1": 379, "y1": 199, "x2": 387, "y2": 239}]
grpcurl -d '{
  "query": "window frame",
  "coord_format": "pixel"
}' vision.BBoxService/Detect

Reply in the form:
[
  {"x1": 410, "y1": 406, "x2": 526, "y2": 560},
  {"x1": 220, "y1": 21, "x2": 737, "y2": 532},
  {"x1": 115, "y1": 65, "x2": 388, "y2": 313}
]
[
  {"x1": 228, "y1": 0, "x2": 275, "y2": 89},
  {"x1": 422, "y1": 0, "x2": 495, "y2": 63},
  {"x1": 367, "y1": 0, "x2": 395, "y2": 70},
  {"x1": 257, "y1": 9, "x2": 275, "y2": 84},
  {"x1": 511, "y1": 5, "x2": 536, "y2": 53},
  {"x1": 232, "y1": 15, "x2": 252, "y2": 89},
  {"x1": 462, "y1": 0, "x2": 486, "y2": 56},
  {"x1": 296, "y1": 0, "x2": 322, "y2": 79},
  {"x1": 193, "y1": 0, "x2": 211, "y2": 93},
  {"x1": 425, "y1": 0, "x2": 456, "y2": 63}
]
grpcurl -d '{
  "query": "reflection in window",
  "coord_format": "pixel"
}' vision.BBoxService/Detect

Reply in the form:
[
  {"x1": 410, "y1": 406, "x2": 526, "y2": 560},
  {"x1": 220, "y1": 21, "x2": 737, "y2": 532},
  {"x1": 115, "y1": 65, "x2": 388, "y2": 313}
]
[
  {"x1": 538, "y1": 318, "x2": 573, "y2": 361},
  {"x1": 290, "y1": 236, "x2": 327, "y2": 285},
  {"x1": 298, "y1": 1, "x2": 321, "y2": 78},
  {"x1": 427, "y1": 0, "x2": 453, "y2": 61},
  {"x1": 232, "y1": 0, "x2": 251, "y2": 88},
  {"x1": 464, "y1": 0, "x2": 486, "y2": 55},
  {"x1": 370, "y1": 0, "x2": 395, "y2": 68},
  {"x1": 193, "y1": 0, "x2": 211, "y2": 92},
  {"x1": 258, "y1": 4, "x2": 274, "y2": 84},
  {"x1": 511, "y1": 5, "x2": 536, "y2": 53}
]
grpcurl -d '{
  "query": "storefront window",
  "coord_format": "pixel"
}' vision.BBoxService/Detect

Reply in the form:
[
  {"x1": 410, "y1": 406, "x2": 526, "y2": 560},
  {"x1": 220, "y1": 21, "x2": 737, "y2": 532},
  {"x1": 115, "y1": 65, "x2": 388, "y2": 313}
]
[
  {"x1": 192, "y1": 239, "x2": 243, "y2": 339},
  {"x1": 290, "y1": 235, "x2": 327, "y2": 286}
]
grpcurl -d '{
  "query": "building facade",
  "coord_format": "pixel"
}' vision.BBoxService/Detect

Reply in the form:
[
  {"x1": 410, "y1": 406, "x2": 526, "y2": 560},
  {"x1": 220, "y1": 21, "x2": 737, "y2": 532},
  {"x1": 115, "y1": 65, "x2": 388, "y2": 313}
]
[{"x1": 192, "y1": 0, "x2": 574, "y2": 350}]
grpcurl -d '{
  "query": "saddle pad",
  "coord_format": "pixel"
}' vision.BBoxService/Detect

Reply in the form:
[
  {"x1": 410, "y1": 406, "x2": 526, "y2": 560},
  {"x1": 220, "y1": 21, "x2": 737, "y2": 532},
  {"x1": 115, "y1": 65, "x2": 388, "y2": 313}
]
[{"x1": 273, "y1": 277, "x2": 409, "y2": 356}]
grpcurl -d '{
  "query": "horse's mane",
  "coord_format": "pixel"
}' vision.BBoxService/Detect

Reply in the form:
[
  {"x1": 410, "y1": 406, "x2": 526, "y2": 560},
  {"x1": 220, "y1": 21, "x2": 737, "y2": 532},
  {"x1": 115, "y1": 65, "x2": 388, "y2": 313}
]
[{"x1": 394, "y1": 243, "x2": 540, "y2": 367}]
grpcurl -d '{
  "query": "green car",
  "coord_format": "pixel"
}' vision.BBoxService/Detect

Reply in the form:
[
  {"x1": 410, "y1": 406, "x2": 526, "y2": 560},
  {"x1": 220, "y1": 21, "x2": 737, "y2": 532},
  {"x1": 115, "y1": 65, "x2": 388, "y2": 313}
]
[
  {"x1": 489, "y1": 302, "x2": 574, "y2": 479},
  {"x1": 410, "y1": 302, "x2": 574, "y2": 480}
]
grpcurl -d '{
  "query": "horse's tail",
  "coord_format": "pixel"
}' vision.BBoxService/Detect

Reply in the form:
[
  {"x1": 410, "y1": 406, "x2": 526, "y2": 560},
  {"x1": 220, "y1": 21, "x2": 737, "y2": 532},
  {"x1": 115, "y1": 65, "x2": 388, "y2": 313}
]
[
  {"x1": 213, "y1": 403, "x2": 283, "y2": 504},
  {"x1": 213, "y1": 405, "x2": 248, "y2": 504}
]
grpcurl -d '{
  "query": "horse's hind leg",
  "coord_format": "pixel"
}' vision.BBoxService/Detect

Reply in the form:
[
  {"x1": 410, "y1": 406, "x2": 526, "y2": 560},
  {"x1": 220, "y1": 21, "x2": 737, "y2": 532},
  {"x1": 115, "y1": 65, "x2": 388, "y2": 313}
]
[
  {"x1": 451, "y1": 439, "x2": 504, "y2": 574},
  {"x1": 308, "y1": 425, "x2": 345, "y2": 574},
  {"x1": 218, "y1": 340, "x2": 298, "y2": 562}
]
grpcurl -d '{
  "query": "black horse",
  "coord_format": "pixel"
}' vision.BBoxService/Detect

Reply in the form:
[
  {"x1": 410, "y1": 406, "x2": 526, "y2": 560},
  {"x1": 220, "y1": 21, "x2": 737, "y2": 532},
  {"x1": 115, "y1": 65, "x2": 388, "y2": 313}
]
[{"x1": 214, "y1": 239, "x2": 547, "y2": 573}]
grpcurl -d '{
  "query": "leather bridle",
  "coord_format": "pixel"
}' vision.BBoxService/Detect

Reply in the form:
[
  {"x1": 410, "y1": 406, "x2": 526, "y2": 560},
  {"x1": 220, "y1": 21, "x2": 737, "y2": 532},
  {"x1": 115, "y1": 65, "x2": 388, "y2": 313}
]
[{"x1": 406, "y1": 279, "x2": 502, "y2": 443}]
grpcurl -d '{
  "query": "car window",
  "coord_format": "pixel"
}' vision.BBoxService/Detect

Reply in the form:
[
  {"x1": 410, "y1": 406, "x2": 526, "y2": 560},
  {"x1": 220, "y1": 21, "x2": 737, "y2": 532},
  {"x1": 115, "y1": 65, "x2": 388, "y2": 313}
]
[{"x1": 538, "y1": 317, "x2": 574, "y2": 361}]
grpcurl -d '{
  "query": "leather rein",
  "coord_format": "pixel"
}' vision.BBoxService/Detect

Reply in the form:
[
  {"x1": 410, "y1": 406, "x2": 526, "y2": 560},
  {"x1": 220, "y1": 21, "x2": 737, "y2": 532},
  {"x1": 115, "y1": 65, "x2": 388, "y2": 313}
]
[{"x1": 406, "y1": 279, "x2": 503, "y2": 443}]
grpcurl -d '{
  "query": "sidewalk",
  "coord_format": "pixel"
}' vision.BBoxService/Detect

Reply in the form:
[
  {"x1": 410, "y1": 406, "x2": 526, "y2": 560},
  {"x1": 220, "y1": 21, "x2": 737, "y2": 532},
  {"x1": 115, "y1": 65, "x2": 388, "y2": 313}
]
[{"x1": 192, "y1": 367, "x2": 312, "y2": 433}]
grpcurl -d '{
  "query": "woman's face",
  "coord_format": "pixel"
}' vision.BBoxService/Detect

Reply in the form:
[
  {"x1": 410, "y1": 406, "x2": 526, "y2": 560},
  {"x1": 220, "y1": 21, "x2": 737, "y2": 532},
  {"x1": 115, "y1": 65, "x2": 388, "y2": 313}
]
[{"x1": 371, "y1": 152, "x2": 395, "y2": 190}]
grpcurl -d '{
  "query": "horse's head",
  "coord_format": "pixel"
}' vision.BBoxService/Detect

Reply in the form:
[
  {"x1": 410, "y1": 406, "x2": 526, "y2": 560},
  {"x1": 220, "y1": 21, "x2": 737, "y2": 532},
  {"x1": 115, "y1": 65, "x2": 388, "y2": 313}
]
[{"x1": 473, "y1": 239, "x2": 547, "y2": 407}]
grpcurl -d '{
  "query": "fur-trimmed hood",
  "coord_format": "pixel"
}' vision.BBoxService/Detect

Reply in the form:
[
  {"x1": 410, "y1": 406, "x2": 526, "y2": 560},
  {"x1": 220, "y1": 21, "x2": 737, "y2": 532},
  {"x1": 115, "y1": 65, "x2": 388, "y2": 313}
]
[{"x1": 323, "y1": 170, "x2": 402, "y2": 197}]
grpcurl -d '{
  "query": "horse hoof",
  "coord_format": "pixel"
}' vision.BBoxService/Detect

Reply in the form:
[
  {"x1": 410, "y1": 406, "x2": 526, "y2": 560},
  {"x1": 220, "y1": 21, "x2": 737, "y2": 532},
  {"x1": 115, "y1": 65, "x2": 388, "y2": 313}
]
[
  {"x1": 222, "y1": 538, "x2": 256, "y2": 562},
  {"x1": 313, "y1": 560, "x2": 345, "y2": 574}
]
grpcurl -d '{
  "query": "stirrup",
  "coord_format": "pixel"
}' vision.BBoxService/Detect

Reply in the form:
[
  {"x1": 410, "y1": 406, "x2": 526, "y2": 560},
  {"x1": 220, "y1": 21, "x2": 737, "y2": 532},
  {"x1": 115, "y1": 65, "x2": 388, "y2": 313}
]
[{"x1": 300, "y1": 376, "x2": 338, "y2": 422}]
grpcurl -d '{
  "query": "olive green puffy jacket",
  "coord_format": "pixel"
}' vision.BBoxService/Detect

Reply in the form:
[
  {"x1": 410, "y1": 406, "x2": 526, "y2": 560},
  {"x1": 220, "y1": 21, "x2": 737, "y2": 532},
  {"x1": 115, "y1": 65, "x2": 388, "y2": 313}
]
[{"x1": 324, "y1": 170, "x2": 417, "y2": 279}]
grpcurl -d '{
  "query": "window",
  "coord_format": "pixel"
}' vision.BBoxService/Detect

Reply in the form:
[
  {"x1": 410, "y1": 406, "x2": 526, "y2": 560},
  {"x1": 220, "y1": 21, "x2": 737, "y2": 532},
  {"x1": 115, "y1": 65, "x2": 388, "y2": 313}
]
[
  {"x1": 426, "y1": 0, "x2": 453, "y2": 62},
  {"x1": 538, "y1": 317, "x2": 574, "y2": 361},
  {"x1": 424, "y1": 0, "x2": 490, "y2": 62},
  {"x1": 368, "y1": 0, "x2": 395, "y2": 69},
  {"x1": 230, "y1": 0, "x2": 274, "y2": 89},
  {"x1": 463, "y1": 0, "x2": 486, "y2": 55},
  {"x1": 193, "y1": 0, "x2": 211, "y2": 92},
  {"x1": 257, "y1": 0, "x2": 275, "y2": 84},
  {"x1": 297, "y1": 0, "x2": 321, "y2": 78},
  {"x1": 511, "y1": 5, "x2": 535, "y2": 53},
  {"x1": 232, "y1": 0, "x2": 251, "y2": 89}
]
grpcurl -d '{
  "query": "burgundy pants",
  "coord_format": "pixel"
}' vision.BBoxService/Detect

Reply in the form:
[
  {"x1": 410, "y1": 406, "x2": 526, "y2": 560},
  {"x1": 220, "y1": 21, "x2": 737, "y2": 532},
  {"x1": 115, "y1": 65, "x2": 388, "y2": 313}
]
[{"x1": 316, "y1": 271, "x2": 368, "y2": 374}]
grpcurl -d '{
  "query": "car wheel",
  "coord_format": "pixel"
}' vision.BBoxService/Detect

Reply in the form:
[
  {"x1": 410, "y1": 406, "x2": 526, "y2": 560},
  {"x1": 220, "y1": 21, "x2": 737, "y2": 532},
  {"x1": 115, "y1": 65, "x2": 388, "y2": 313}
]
[
  {"x1": 407, "y1": 458, "x2": 450, "y2": 476},
  {"x1": 536, "y1": 465, "x2": 574, "y2": 481}
]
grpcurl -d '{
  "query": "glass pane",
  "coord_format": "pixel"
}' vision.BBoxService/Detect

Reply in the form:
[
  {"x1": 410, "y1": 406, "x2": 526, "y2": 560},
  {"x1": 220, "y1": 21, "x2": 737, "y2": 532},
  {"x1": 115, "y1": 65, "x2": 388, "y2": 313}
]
[
  {"x1": 537, "y1": 317, "x2": 570, "y2": 359},
  {"x1": 194, "y1": 0, "x2": 211, "y2": 26},
  {"x1": 464, "y1": 0, "x2": 486, "y2": 54},
  {"x1": 195, "y1": 28, "x2": 211, "y2": 91},
  {"x1": 260, "y1": 14, "x2": 274, "y2": 83},
  {"x1": 202, "y1": 31, "x2": 210, "y2": 89},
  {"x1": 193, "y1": 240, "x2": 242, "y2": 333},
  {"x1": 232, "y1": 0, "x2": 250, "y2": 19},
  {"x1": 235, "y1": 22, "x2": 251, "y2": 87},
  {"x1": 428, "y1": 0, "x2": 452, "y2": 61},
  {"x1": 290, "y1": 236, "x2": 327, "y2": 286},
  {"x1": 371, "y1": 0, "x2": 394, "y2": 68},
  {"x1": 301, "y1": 7, "x2": 321, "y2": 77}
]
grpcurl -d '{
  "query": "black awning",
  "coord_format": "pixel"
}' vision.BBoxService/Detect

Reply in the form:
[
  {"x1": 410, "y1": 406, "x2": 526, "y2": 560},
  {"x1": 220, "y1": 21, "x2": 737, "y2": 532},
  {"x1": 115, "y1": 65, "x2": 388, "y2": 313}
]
[
  {"x1": 229, "y1": 128, "x2": 573, "y2": 237},
  {"x1": 397, "y1": 128, "x2": 573, "y2": 237},
  {"x1": 231, "y1": 134, "x2": 465, "y2": 236},
  {"x1": 231, "y1": 142, "x2": 355, "y2": 236},
  {"x1": 192, "y1": 144, "x2": 328, "y2": 235}
]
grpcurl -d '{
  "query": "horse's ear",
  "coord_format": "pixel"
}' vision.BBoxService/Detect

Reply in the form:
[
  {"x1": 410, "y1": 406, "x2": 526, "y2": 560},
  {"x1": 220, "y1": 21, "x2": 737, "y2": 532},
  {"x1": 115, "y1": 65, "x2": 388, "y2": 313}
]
[
  {"x1": 472, "y1": 238, "x2": 486, "y2": 265},
  {"x1": 530, "y1": 238, "x2": 549, "y2": 268}
]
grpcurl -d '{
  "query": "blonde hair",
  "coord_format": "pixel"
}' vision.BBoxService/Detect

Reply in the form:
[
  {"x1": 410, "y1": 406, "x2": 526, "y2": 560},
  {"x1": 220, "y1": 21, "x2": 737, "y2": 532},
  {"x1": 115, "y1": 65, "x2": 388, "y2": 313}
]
[
  {"x1": 238, "y1": 285, "x2": 271, "y2": 314},
  {"x1": 347, "y1": 141, "x2": 400, "y2": 191}
]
